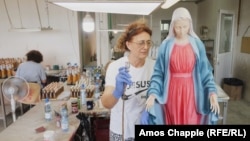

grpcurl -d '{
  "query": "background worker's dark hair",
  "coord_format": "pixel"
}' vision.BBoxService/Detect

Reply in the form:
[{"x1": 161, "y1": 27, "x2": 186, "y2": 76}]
[{"x1": 26, "y1": 50, "x2": 43, "y2": 63}]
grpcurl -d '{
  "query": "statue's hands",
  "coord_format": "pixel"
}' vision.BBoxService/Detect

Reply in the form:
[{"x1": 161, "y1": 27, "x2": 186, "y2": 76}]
[
  {"x1": 142, "y1": 95, "x2": 156, "y2": 124},
  {"x1": 210, "y1": 93, "x2": 220, "y2": 115},
  {"x1": 145, "y1": 95, "x2": 156, "y2": 111}
]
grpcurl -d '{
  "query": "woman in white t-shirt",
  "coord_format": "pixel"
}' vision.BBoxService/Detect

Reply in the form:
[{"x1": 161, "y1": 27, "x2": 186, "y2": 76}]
[{"x1": 101, "y1": 19, "x2": 155, "y2": 141}]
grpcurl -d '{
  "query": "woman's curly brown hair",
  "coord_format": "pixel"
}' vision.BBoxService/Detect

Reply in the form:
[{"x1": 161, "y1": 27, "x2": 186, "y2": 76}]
[
  {"x1": 114, "y1": 18, "x2": 152, "y2": 52},
  {"x1": 26, "y1": 50, "x2": 43, "y2": 63}
]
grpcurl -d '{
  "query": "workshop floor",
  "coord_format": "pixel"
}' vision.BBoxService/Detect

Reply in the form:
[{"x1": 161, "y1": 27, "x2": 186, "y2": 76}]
[{"x1": 222, "y1": 99, "x2": 250, "y2": 124}]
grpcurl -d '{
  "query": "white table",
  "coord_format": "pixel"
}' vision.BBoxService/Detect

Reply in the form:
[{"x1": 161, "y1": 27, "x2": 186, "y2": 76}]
[
  {"x1": 0, "y1": 93, "x2": 110, "y2": 141},
  {"x1": 0, "y1": 100, "x2": 80, "y2": 141},
  {"x1": 216, "y1": 85, "x2": 230, "y2": 124}
]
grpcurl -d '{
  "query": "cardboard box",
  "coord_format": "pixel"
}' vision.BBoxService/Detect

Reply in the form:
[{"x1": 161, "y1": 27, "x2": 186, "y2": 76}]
[{"x1": 223, "y1": 83, "x2": 242, "y2": 100}]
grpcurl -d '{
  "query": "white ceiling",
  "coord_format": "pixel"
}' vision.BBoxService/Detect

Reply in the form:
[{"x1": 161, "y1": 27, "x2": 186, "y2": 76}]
[
  {"x1": 48, "y1": 0, "x2": 205, "y2": 15},
  {"x1": 49, "y1": 0, "x2": 164, "y2": 15},
  {"x1": 2, "y1": 0, "x2": 206, "y2": 30}
]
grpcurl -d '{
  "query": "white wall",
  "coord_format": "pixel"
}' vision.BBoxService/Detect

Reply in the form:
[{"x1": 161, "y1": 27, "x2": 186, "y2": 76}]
[
  {"x1": 233, "y1": 0, "x2": 250, "y2": 101},
  {"x1": 197, "y1": 0, "x2": 250, "y2": 101},
  {"x1": 95, "y1": 13, "x2": 110, "y2": 68},
  {"x1": 0, "y1": 0, "x2": 80, "y2": 68}
]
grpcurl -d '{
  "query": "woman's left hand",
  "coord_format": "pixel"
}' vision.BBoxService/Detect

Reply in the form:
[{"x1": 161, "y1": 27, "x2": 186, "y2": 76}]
[{"x1": 210, "y1": 93, "x2": 220, "y2": 115}]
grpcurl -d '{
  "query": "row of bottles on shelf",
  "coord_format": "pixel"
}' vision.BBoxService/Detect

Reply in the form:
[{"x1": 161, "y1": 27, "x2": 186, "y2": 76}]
[
  {"x1": 66, "y1": 63, "x2": 104, "y2": 86},
  {"x1": 66, "y1": 63, "x2": 81, "y2": 85},
  {"x1": 70, "y1": 69, "x2": 103, "y2": 98},
  {"x1": 69, "y1": 79, "x2": 101, "y2": 111},
  {"x1": 85, "y1": 65, "x2": 104, "y2": 85},
  {"x1": 69, "y1": 66, "x2": 103, "y2": 110},
  {"x1": 0, "y1": 58, "x2": 23, "y2": 79},
  {"x1": 79, "y1": 81, "x2": 101, "y2": 107},
  {"x1": 41, "y1": 82, "x2": 64, "y2": 99}
]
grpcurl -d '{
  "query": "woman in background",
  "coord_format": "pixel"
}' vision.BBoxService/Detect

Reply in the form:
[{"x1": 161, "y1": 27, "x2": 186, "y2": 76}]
[{"x1": 15, "y1": 50, "x2": 47, "y2": 88}]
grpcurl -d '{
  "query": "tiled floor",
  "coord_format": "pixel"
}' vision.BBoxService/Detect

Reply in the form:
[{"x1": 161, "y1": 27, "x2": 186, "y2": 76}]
[
  {"x1": 0, "y1": 104, "x2": 30, "y2": 132},
  {"x1": 0, "y1": 99, "x2": 249, "y2": 133},
  {"x1": 224, "y1": 99, "x2": 250, "y2": 124}
]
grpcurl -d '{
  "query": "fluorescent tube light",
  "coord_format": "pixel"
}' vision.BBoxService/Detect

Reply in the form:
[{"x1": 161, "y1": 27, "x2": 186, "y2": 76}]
[
  {"x1": 9, "y1": 28, "x2": 42, "y2": 32},
  {"x1": 49, "y1": 1, "x2": 163, "y2": 15},
  {"x1": 99, "y1": 29, "x2": 125, "y2": 33},
  {"x1": 8, "y1": 27, "x2": 53, "y2": 32}
]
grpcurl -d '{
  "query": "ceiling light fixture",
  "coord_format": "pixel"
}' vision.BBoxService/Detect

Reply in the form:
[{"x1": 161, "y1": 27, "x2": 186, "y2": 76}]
[
  {"x1": 49, "y1": 0, "x2": 163, "y2": 15},
  {"x1": 8, "y1": 28, "x2": 41, "y2": 32},
  {"x1": 99, "y1": 29, "x2": 125, "y2": 33},
  {"x1": 161, "y1": 0, "x2": 180, "y2": 9},
  {"x1": 82, "y1": 12, "x2": 95, "y2": 32},
  {"x1": 8, "y1": 27, "x2": 53, "y2": 32}
]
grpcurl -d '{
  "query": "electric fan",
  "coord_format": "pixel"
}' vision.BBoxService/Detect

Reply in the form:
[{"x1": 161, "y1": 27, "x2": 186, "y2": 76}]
[{"x1": 2, "y1": 76, "x2": 29, "y2": 122}]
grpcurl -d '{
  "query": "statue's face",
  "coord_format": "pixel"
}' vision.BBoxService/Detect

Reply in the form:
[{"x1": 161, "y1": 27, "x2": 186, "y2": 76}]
[{"x1": 173, "y1": 18, "x2": 190, "y2": 39}]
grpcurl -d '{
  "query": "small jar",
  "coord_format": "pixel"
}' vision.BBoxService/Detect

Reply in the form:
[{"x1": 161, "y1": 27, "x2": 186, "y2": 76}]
[
  {"x1": 71, "y1": 98, "x2": 78, "y2": 114},
  {"x1": 55, "y1": 115, "x2": 61, "y2": 128}
]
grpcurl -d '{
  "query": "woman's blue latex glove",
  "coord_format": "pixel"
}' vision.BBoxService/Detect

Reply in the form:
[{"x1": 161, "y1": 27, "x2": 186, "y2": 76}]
[
  {"x1": 140, "y1": 110, "x2": 149, "y2": 125},
  {"x1": 113, "y1": 66, "x2": 132, "y2": 99}
]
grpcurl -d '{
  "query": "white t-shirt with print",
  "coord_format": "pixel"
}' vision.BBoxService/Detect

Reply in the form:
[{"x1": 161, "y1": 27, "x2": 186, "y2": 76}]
[{"x1": 105, "y1": 56, "x2": 155, "y2": 139}]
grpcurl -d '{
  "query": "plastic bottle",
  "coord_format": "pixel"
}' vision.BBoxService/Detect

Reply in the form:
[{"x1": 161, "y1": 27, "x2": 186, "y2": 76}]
[
  {"x1": 60, "y1": 103, "x2": 69, "y2": 132},
  {"x1": 54, "y1": 111, "x2": 61, "y2": 128},
  {"x1": 94, "y1": 82, "x2": 100, "y2": 99},
  {"x1": 44, "y1": 98, "x2": 52, "y2": 121},
  {"x1": 80, "y1": 84, "x2": 86, "y2": 107},
  {"x1": 94, "y1": 82, "x2": 101, "y2": 108}
]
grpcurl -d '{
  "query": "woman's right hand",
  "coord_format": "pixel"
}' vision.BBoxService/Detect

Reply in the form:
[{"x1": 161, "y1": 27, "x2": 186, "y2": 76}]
[
  {"x1": 113, "y1": 66, "x2": 132, "y2": 99},
  {"x1": 145, "y1": 95, "x2": 156, "y2": 111}
]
